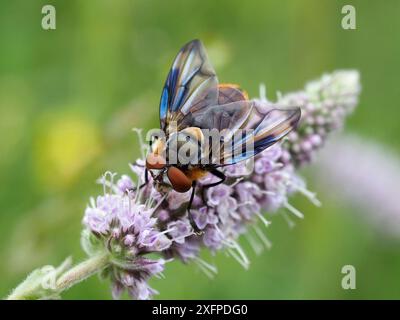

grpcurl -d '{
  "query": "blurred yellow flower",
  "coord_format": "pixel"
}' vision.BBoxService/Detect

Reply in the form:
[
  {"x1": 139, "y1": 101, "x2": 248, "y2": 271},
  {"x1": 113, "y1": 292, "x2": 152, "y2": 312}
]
[{"x1": 34, "y1": 113, "x2": 102, "y2": 190}]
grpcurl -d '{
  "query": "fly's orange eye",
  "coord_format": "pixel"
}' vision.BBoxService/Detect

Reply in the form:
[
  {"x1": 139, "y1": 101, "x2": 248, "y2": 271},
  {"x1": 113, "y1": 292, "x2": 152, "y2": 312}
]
[
  {"x1": 146, "y1": 153, "x2": 166, "y2": 170},
  {"x1": 167, "y1": 167, "x2": 192, "y2": 193}
]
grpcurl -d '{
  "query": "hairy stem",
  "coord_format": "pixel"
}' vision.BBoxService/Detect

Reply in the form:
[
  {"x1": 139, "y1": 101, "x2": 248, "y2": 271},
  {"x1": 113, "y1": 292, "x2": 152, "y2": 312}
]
[
  {"x1": 6, "y1": 253, "x2": 109, "y2": 300},
  {"x1": 55, "y1": 253, "x2": 109, "y2": 292}
]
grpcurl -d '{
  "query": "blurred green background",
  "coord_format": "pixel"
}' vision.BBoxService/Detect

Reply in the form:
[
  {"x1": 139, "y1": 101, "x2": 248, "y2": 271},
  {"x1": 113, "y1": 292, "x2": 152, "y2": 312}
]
[{"x1": 1, "y1": 0, "x2": 400, "y2": 299}]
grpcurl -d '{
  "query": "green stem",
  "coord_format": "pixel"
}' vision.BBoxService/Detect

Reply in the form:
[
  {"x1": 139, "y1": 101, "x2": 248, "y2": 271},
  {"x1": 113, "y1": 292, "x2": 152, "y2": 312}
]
[
  {"x1": 55, "y1": 253, "x2": 109, "y2": 292},
  {"x1": 6, "y1": 253, "x2": 109, "y2": 300}
]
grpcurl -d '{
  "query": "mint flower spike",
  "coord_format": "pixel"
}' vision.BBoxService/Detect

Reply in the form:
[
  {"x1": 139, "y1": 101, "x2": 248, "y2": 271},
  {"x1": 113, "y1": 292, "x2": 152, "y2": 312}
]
[
  {"x1": 6, "y1": 70, "x2": 360, "y2": 300},
  {"x1": 277, "y1": 70, "x2": 361, "y2": 167},
  {"x1": 82, "y1": 171, "x2": 173, "y2": 300}
]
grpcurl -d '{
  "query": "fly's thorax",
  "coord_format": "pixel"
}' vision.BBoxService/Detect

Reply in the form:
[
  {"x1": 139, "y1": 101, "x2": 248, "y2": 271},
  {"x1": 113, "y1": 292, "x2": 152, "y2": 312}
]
[
  {"x1": 146, "y1": 127, "x2": 209, "y2": 193},
  {"x1": 182, "y1": 127, "x2": 204, "y2": 143},
  {"x1": 151, "y1": 138, "x2": 165, "y2": 156},
  {"x1": 165, "y1": 127, "x2": 205, "y2": 166}
]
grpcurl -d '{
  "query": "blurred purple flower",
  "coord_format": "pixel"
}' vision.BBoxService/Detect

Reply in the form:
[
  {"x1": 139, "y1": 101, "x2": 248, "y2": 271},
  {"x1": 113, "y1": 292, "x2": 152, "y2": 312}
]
[{"x1": 316, "y1": 135, "x2": 400, "y2": 236}]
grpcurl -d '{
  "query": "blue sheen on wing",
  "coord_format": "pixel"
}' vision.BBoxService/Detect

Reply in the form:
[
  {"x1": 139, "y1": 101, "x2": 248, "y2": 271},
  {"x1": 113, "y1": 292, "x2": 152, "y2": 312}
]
[
  {"x1": 159, "y1": 40, "x2": 218, "y2": 131},
  {"x1": 173, "y1": 86, "x2": 187, "y2": 112},
  {"x1": 254, "y1": 134, "x2": 276, "y2": 153},
  {"x1": 160, "y1": 88, "x2": 169, "y2": 120},
  {"x1": 218, "y1": 107, "x2": 301, "y2": 165}
]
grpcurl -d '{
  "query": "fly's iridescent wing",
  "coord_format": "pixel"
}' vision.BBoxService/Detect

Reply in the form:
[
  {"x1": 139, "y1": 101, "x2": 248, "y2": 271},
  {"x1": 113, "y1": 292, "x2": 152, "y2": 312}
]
[
  {"x1": 216, "y1": 106, "x2": 301, "y2": 165},
  {"x1": 159, "y1": 40, "x2": 218, "y2": 132},
  {"x1": 217, "y1": 83, "x2": 249, "y2": 104},
  {"x1": 181, "y1": 84, "x2": 252, "y2": 132},
  {"x1": 189, "y1": 83, "x2": 300, "y2": 165},
  {"x1": 159, "y1": 41, "x2": 301, "y2": 166}
]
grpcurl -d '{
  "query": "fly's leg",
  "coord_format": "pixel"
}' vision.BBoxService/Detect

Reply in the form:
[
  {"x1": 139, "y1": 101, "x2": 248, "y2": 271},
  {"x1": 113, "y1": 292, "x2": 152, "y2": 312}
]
[
  {"x1": 201, "y1": 169, "x2": 226, "y2": 204},
  {"x1": 187, "y1": 181, "x2": 203, "y2": 235}
]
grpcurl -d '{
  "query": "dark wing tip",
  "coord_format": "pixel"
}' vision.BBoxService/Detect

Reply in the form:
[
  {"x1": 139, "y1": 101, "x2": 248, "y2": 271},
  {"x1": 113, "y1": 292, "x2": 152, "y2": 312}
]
[
  {"x1": 190, "y1": 39, "x2": 202, "y2": 45},
  {"x1": 182, "y1": 39, "x2": 203, "y2": 50},
  {"x1": 289, "y1": 107, "x2": 302, "y2": 128}
]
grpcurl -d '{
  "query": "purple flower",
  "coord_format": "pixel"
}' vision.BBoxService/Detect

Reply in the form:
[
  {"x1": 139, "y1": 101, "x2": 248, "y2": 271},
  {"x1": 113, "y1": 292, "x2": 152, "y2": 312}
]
[
  {"x1": 277, "y1": 70, "x2": 361, "y2": 167},
  {"x1": 128, "y1": 280, "x2": 159, "y2": 300},
  {"x1": 224, "y1": 162, "x2": 250, "y2": 177},
  {"x1": 191, "y1": 207, "x2": 218, "y2": 230},
  {"x1": 206, "y1": 184, "x2": 232, "y2": 207},
  {"x1": 203, "y1": 227, "x2": 224, "y2": 251},
  {"x1": 317, "y1": 135, "x2": 400, "y2": 236},
  {"x1": 236, "y1": 182, "x2": 262, "y2": 220},
  {"x1": 81, "y1": 70, "x2": 360, "y2": 299},
  {"x1": 165, "y1": 238, "x2": 201, "y2": 263},
  {"x1": 116, "y1": 175, "x2": 135, "y2": 193},
  {"x1": 83, "y1": 195, "x2": 119, "y2": 234},
  {"x1": 219, "y1": 196, "x2": 238, "y2": 216},
  {"x1": 82, "y1": 175, "x2": 171, "y2": 300},
  {"x1": 167, "y1": 219, "x2": 193, "y2": 243},
  {"x1": 112, "y1": 257, "x2": 166, "y2": 300},
  {"x1": 167, "y1": 190, "x2": 191, "y2": 210},
  {"x1": 255, "y1": 156, "x2": 275, "y2": 174}
]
